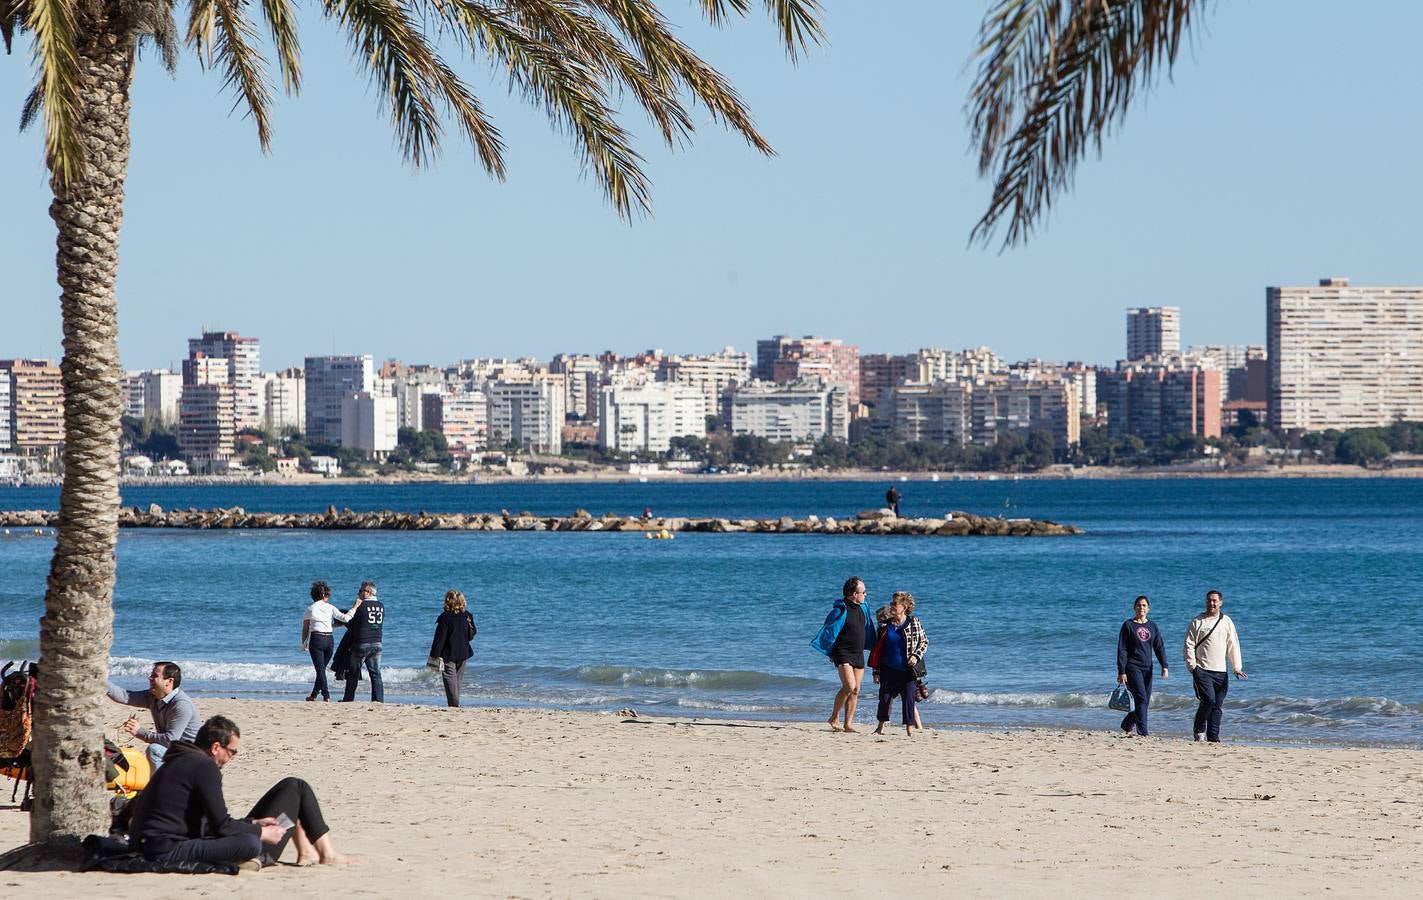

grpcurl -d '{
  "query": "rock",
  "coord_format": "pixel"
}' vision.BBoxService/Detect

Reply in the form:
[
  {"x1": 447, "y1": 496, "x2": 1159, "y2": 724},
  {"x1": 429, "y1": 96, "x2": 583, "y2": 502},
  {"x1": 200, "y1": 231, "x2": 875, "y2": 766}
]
[
  {"x1": 857, "y1": 508, "x2": 896, "y2": 521},
  {"x1": 147, "y1": 503, "x2": 163, "y2": 518},
  {"x1": 574, "y1": 508, "x2": 592, "y2": 519}
]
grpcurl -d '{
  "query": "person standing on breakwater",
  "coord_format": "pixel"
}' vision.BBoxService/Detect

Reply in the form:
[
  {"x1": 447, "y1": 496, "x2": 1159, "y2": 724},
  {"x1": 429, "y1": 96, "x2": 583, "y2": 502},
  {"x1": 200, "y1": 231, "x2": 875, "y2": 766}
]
[
  {"x1": 812, "y1": 576, "x2": 877, "y2": 733},
  {"x1": 301, "y1": 581, "x2": 362, "y2": 702},
  {"x1": 428, "y1": 589, "x2": 477, "y2": 707},
  {"x1": 885, "y1": 485, "x2": 902, "y2": 517},
  {"x1": 340, "y1": 582, "x2": 385, "y2": 703},
  {"x1": 1115, "y1": 595, "x2": 1168, "y2": 736},
  {"x1": 107, "y1": 662, "x2": 200, "y2": 770},
  {"x1": 1183, "y1": 590, "x2": 1246, "y2": 743}
]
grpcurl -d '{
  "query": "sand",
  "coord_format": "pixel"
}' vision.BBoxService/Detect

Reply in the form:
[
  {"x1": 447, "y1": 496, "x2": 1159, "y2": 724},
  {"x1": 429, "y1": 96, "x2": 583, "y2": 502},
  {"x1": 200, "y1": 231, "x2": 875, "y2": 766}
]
[{"x1": 2, "y1": 700, "x2": 1419, "y2": 897}]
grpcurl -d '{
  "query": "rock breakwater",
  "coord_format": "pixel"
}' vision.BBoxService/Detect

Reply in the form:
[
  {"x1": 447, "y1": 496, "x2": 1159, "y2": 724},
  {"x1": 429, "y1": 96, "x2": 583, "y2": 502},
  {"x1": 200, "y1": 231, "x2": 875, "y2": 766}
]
[{"x1": 0, "y1": 506, "x2": 1081, "y2": 536}]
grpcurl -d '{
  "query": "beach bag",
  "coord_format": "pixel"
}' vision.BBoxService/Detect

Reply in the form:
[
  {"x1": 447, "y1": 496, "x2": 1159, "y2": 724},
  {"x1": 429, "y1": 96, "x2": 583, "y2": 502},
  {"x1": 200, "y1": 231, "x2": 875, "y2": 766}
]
[
  {"x1": 1108, "y1": 684, "x2": 1135, "y2": 713},
  {"x1": 867, "y1": 631, "x2": 887, "y2": 669}
]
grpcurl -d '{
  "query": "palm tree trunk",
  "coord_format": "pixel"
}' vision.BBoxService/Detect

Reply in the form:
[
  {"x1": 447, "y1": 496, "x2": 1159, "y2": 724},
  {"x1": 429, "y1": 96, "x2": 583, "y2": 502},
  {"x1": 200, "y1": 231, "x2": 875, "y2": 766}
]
[{"x1": 28, "y1": 16, "x2": 135, "y2": 847}]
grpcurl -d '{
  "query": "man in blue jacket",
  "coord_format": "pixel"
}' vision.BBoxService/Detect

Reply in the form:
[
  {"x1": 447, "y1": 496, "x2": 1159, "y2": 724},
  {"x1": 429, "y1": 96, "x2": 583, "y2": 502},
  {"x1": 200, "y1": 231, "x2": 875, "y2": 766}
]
[
  {"x1": 811, "y1": 576, "x2": 877, "y2": 733},
  {"x1": 340, "y1": 582, "x2": 385, "y2": 703}
]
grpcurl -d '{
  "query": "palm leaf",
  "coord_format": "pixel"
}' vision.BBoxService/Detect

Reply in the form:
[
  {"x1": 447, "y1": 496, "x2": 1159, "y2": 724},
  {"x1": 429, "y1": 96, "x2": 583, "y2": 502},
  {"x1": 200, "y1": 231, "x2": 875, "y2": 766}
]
[
  {"x1": 24, "y1": 0, "x2": 83, "y2": 183},
  {"x1": 589, "y1": 0, "x2": 772, "y2": 154},
  {"x1": 438, "y1": 0, "x2": 650, "y2": 214},
  {"x1": 325, "y1": 0, "x2": 503, "y2": 173},
  {"x1": 258, "y1": 0, "x2": 303, "y2": 93},
  {"x1": 3, "y1": 0, "x2": 27, "y2": 53},
  {"x1": 697, "y1": 0, "x2": 825, "y2": 61},
  {"x1": 969, "y1": 0, "x2": 1208, "y2": 248},
  {"x1": 207, "y1": 0, "x2": 277, "y2": 148}
]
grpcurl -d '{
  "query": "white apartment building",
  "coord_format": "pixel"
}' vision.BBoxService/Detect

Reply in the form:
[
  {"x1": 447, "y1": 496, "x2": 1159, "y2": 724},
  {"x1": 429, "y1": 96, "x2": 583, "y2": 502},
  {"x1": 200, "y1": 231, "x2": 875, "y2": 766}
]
[
  {"x1": 549, "y1": 353, "x2": 604, "y2": 421},
  {"x1": 423, "y1": 388, "x2": 489, "y2": 451},
  {"x1": 891, "y1": 375, "x2": 1079, "y2": 450},
  {"x1": 187, "y1": 331, "x2": 262, "y2": 430},
  {"x1": 913, "y1": 347, "x2": 1008, "y2": 383},
  {"x1": 340, "y1": 391, "x2": 398, "y2": 455},
  {"x1": 487, "y1": 376, "x2": 565, "y2": 453},
  {"x1": 0, "y1": 374, "x2": 10, "y2": 451},
  {"x1": 1126, "y1": 307, "x2": 1181, "y2": 361},
  {"x1": 729, "y1": 380, "x2": 849, "y2": 443},
  {"x1": 891, "y1": 381, "x2": 972, "y2": 446},
  {"x1": 390, "y1": 367, "x2": 445, "y2": 431},
  {"x1": 263, "y1": 368, "x2": 306, "y2": 433},
  {"x1": 658, "y1": 348, "x2": 752, "y2": 418},
  {"x1": 177, "y1": 382, "x2": 235, "y2": 468},
  {"x1": 1267, "y1": 277, "x2": 1423, "y2": 430},
  {"x1": 305, "y1": 355, "x2": 375, "y2": 445},
  {"x1": 598, "y1": 382, "x2": 706, "y2": 453}
]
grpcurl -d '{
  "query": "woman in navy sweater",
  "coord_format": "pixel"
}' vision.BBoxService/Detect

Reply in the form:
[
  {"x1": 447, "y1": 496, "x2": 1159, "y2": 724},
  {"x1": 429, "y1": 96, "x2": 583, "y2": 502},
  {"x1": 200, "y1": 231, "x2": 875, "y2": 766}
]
[{"x1": 1116, "y1": 595, "x2": 1169, "y2": 736}]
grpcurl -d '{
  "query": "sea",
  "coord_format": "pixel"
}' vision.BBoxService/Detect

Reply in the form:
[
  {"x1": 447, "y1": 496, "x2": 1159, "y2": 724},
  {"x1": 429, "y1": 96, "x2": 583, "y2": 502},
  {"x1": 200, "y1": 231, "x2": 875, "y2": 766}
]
[{"x1": 1, "y1": 477, "x2": 1420, "y2": 748}]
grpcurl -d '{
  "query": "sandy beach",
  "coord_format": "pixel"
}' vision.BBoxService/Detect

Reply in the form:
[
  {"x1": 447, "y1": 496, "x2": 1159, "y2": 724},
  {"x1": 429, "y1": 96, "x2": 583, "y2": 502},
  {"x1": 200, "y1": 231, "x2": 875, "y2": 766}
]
[{"x1": 2, "y1": 700, "x2": 1418, "y2": 897}]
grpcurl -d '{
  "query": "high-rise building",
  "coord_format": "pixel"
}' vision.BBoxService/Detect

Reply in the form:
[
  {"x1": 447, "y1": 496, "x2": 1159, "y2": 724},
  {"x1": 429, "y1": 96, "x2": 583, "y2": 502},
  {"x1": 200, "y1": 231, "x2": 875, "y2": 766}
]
[
  {"x1": 263, "y1": 368, "x2": 306, "y2": 432},
  {"x1": 729, "y1": 380, "x2": 849, "y2": 442},
  {"x1": 0, "y1": 359, "x2": 64, "y2": 452},
  {"x1": 1126, "y1": 307, "x2": 1181, "y2": 360},
  {"x1": 177, "y1": 383, "x2": 235, "y2": 467},
  {"x1": 755, "y1": 335, "x2": 795, "y2": 381},
  {"x1": 763, "y1": 336, "x2": 861, "y2": 405},
  {"x1": 340, "y1": 392, "x2": 398, "y2": 456},
  {"x1": 121, "y1": 369, "x2": 181, "y2": 425},
  {"x1": 891, "y1": 375, "x2": 1079, "y2": 451},
  {"x1": 304, "y1": 355, "x2": 375, "y2": 445},
  {"x1": 1267, "y1": 277, "x2": 1423, "y2": 431},
  {"x1": 858, "y1": 354, "x2": 915, "y2": 409},
  {"x1": 186, "y1": 331, "x2": 261, "y2": 430},
  {"x1": 1098, "y1": 363, "x2": 1221, "y2": 443},
  {"x1": 0, "y1": 373, "x2": 10, "y2": 451},
  {"x1": 598, "y1": 382, "x2": 707, "y2": 453},
  {"x1": 549, "y1": 353, "x2": 605, "y2": 421},
  {"x1": 423, "y1": 388, "x2": 489, "y2": 451},
  {"x1": 487, "y1": 376, "x2": 566, "y2": 453},
  {"x1": 657, "y1": 348, "x2": 752, "y2": 419}
]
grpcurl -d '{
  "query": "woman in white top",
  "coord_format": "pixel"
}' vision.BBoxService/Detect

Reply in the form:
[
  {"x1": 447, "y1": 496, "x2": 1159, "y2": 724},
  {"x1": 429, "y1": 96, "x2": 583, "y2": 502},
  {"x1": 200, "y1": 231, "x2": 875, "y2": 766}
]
[{"x1": 300, "y1": 581, "x2": 361, "y2": 702}]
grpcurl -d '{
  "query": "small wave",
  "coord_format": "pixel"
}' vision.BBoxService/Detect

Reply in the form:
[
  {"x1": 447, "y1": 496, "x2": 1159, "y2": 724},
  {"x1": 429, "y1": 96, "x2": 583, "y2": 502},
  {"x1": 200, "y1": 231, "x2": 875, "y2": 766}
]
[
  {"x1": 571, "y1": 665, "x2": 820, "y2": 690},
  {"x1": 109, "y1": 656, "x2": 438, "y2": 686},
  {"x1": 925, "y1": 690, "x2": 1099, "y2": 709},
  {"x1": 670, "y1": 698, "x2": 786, "y2": 713}
]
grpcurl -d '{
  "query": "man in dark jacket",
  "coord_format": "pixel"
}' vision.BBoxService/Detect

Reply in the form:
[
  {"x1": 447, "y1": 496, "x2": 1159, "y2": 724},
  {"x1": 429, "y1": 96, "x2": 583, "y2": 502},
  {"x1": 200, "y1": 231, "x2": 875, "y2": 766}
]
[
  {"x1": 341, "y1": 581, "x2": 385, "y2": 703},
  {"x1": 128, "y1": 715, "x2": 282, "y2": 865}
]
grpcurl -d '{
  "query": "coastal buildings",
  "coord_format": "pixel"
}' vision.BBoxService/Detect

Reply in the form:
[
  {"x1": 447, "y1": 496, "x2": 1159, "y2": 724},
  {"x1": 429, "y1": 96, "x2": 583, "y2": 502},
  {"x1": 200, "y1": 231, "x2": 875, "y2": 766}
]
[
  {"x1": 1098, "y1": 363, "x2": 1221, "y2": 442},
  {"x1": 765, "y1": 336, "x2": 861, "y2": 406},
  {"x1": 423, "y1": 389, "x2": 489, "y2": 451},
  {"x1": 305, "y1": 355, "x2": 376, "y2": 445},
  {"x1": 549, "y1": 353, "x2": 604, "y2": 421},
  {"x1": 123, "y1": 369, "x2": 181, "y2": 425},
  {"x1": 487, "y1": 377, "x2": 566, "y2": 453},
  {"x1": 890, "y1": 375, "x2": 1079, "y2": 451},
  {"x1": 597, "y1": 382, "x2": 706, "y2": 453},
  {"x1": 176, "y1": 383, "x2": 236, "y2": 468},
  {"x1": 187, "y1": 331, "x2": 262, "y2": 430},
  {"x1": 858, "y1": 353, "x2": 915, "y2": 409},
  {"x1": 262, "y1": 368, "x2": 306, "y2": 433},
  {"x1": 1126, "y1": 307, "x2": 1181, "y2": 360},
  {"x1": 340, "y1": 392, "x2": 398, "y2": 456},
  {"x1": 657, "y1": 348, "x2": 752, "y2": 418},
  {"x1": 1267, "y1": 277, "x2": 1423, "y2": 431},
  {"x1": 730, "y1": 380, "x2": 849, "y2": 442},
  {"x1": 0, "y1": 359, "x2": 64, "y2": 453}
]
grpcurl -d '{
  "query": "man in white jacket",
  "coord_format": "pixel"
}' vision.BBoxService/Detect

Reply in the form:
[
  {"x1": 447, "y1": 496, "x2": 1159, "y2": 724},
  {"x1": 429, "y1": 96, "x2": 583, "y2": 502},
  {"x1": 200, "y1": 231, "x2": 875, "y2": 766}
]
[{"x1": 1183, "y1": 590, "x2": 1247, "y2": 743}]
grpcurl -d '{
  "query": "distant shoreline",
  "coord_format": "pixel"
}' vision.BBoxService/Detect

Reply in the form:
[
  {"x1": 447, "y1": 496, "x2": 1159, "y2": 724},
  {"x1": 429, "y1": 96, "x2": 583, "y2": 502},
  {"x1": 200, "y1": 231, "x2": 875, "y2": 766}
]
[{"x1": 3, "y1": 462, "x2": 1422, "y2": 489}]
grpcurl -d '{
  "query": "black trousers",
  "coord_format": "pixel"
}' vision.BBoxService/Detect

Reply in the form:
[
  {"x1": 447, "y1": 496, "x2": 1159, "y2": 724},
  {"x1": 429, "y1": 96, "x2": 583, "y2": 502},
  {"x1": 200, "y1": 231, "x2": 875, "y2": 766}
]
[
  {"x1": 248, "y1": 776, "x2": 331, "y2": 865},
  {"x1": 1192, "y1": 668, "x2": 1230, "y2": 742},
  {"x1": 308, "y1": 633, "x2": 334, "y2": 699}
]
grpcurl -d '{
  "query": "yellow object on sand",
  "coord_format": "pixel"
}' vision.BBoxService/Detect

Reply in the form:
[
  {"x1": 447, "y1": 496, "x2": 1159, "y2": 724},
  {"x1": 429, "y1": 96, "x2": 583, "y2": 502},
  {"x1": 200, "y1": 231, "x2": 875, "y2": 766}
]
[{"x1": 106, "y1": 746, "x2": 151, "y2": 793}]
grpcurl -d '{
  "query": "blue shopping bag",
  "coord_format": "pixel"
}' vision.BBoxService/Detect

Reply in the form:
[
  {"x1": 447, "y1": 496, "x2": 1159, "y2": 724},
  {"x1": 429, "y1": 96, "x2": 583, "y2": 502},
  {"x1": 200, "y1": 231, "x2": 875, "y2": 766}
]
[{"x1": 1108, "y1": 684, "x2": 1135, "y2": 713}]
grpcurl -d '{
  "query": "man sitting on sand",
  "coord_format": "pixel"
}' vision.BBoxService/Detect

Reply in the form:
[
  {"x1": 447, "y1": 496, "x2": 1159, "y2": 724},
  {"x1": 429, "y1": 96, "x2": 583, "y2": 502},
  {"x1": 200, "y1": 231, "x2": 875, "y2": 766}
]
[
  {"x1": 128, "y1": 714, "x2": 357, "y2": 868},
  {"x1": 107, "y1": 661, "x2": 200, "y2": 770}
]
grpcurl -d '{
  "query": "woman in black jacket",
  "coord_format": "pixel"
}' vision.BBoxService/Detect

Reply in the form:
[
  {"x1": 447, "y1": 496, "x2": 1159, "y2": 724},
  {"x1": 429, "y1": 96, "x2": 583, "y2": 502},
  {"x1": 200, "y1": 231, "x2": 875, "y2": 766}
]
[{"x1": 428, "y1": 589, "x2": 477, "y2": 707}]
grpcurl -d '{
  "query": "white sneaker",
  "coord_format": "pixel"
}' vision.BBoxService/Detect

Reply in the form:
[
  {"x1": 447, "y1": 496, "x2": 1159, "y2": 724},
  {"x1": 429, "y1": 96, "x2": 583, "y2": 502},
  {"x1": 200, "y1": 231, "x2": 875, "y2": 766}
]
[{"x1": 1194, "y1": 733, "x2": 1206, "y2": 742}]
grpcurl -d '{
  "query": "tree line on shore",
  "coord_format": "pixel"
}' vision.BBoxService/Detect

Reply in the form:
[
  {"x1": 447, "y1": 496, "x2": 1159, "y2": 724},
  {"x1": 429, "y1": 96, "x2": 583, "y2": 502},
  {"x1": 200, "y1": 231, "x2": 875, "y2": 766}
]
[{"x1": 120, "y1": 416, "x2": 1423, "y2": 477}]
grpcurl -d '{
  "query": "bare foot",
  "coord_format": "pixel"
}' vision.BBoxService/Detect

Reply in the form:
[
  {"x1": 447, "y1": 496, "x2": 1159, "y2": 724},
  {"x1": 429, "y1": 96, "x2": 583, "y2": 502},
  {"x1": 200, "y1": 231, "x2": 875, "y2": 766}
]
[
  {"x1": 905, "y1": 727, "x2": 914, "y2": 738},
  {"x1": 320, "y1": 853, "x2": 361, "y2": 866},
  {"x1": 872, "y1": 725, "x2": 884, "y2": 735},
  {"x1": 827, "y1": 717, "x2": 843, "y2": 732},
  {"x1": 842, "y1": 725, "x2": 860, "y2": 734},
  {"x1": 296, "y1": 855, "x2": 319, "y2": 867}
]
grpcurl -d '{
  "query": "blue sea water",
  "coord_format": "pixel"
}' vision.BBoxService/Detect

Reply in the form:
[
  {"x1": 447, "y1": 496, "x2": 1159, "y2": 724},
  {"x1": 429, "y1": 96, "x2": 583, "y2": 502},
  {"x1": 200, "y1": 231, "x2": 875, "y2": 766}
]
[{"x1": 1, "y1": 477, "x2": 1420, "y2": 747}]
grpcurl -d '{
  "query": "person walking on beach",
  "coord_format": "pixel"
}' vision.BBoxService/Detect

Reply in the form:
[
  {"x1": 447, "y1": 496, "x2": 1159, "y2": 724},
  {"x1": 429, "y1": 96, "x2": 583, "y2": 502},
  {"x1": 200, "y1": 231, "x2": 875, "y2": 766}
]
[
  {"x1": 1183, "y1": 590, "x2": 1246, "y2": 743},
  {"x1": 128, "y1": 714, "x2": 358, "y2": 867},
  {"x1": 428, "y1": 589, "x2": 477, "y2": 707},
  {"x1": 871, "y1": 592, "x2": 926, "y2": 737},
  {"x1": 811, "y1": 576, "x2": 878, "y2": 733},
  {"x1": 301, "y1": 581, "x2": 362, "y2": 702},
  {"x1": 1115, "y1": 595, "x2": 1168, "y2": 736},
  {"x1": 340, "y1": 582, "x2": 386, "y2": 703},
  {"x1": 107, "y1": 662, "x2": 200, "y2": 770},
  {"x1": 885, "y1": 485, "x2": 902, "y2": 517}
]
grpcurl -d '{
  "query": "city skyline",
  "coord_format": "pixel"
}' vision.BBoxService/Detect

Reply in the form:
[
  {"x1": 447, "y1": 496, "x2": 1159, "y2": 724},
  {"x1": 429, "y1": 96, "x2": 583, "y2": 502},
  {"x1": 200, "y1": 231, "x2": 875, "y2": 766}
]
[{"x1": 5, "y1": 4, "x2": 1423, "y2": 370}]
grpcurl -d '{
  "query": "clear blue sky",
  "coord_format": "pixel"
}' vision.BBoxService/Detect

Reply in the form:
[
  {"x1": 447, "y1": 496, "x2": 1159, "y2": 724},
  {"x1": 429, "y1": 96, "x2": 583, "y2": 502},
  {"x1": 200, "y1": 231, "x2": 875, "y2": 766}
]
[{"x1": 3, "y1": 1, "x2": 1421, "y2": 371}]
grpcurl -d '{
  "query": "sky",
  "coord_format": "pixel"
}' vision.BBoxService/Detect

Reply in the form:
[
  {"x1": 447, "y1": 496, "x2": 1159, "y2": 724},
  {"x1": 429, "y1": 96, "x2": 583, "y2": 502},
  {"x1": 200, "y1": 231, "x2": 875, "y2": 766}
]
[{"x1": 3, "y1": 1, "x2": 1422, "y2": 371}]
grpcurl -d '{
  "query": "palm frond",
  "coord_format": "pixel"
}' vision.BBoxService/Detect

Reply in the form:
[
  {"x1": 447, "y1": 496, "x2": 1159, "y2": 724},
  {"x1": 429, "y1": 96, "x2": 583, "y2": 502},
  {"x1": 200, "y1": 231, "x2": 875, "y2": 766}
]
[
  {"x1": 589, "y1": 0, "x2": 772, "y2": 154},
  {"x1": 124, "y1": 0, "x2": 182, "y2": 73},
  {"x1": 25, "y1": 0, "x2": 84, "y2": 183},
  {"x1": 205, "y1": 0, "x2": 277, "y2": 148},
  {"x1": 436, "y1": 0, "x2": 650, "y2": 214},
  {"x1": 2, "y1": 0, "x2": 27, "y2": 54},
  {"x1": 465, "y1": 0, "x2": 693, "y2": 145},
  {"x1": 325, "y1": 0, "x2": 503, "y2": 172},
  {"x1": 969, "y1": 0, "x2": 1208, "y2": 249},
  {"x1": 20, "y1": 80, "x2": 42, "y2": 130},
  {"x1": 696, "y1": 1, "x2": 824, "y2": 61},
  {"x1": 258, "y1": 0, "x2": 302, "y2": 93}
]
